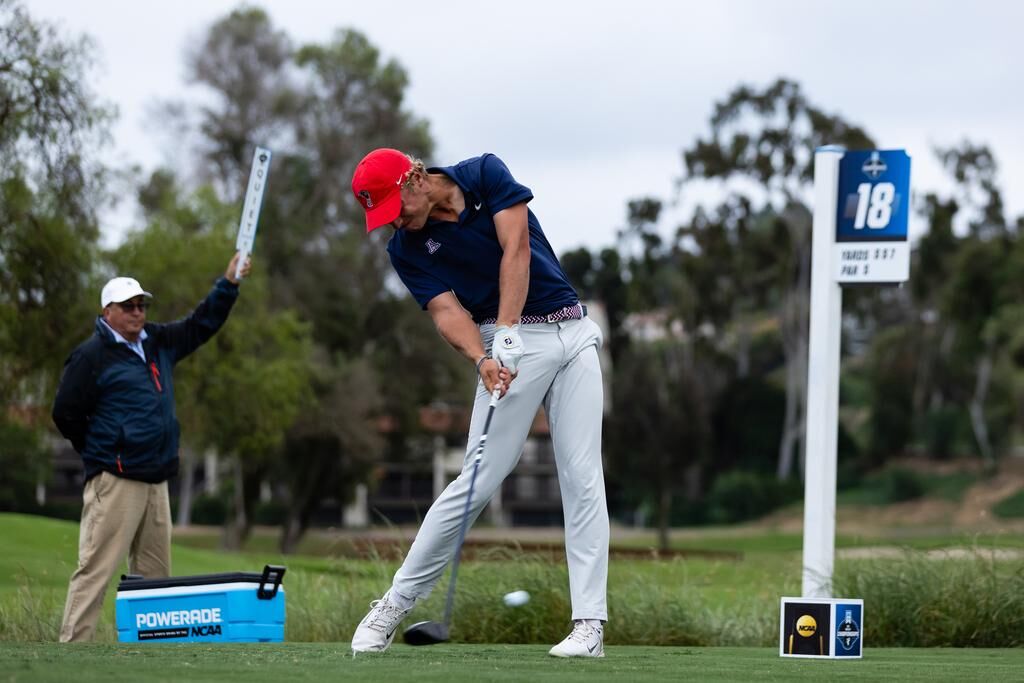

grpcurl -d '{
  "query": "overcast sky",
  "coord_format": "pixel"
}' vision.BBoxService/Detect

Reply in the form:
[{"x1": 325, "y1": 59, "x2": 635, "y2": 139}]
[{"x1": 26, "y1": 0, "x2": 1024, "y2": 256}]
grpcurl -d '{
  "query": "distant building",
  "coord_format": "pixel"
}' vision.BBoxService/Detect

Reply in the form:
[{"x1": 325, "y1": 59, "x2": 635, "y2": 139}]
[
  {"x1": 622, "y1": 310, "x2": 686, "y2": 342},
  {"x1": 359, "y1": 404, "x2": 563, "y2": 527}
]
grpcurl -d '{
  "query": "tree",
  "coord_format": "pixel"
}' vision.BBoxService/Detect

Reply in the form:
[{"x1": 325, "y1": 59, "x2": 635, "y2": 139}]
[
  {"x1": 0, "y1": 0, "x2": 111, "y2": 406},
  {"x1": 560, "y1": 246, "x2": 629, "y2": 361},
  {"x1": 185, "y1": 7, "x2": 295, "y2": 199},
  {"x1": 0, "y1": 0, "x2": 111, "y2": 505},
  {"x1": 162, "y1": 10, "x2": 465, "y2": 548},
  {"x1": 605, "y1": 197, "x2": 740, "y2": 546},
  {"x1": 935, "y1": 143, "x2": 1013, "y2": 467},
  {"x1": 680, "y1": 78, "x2": 874, "y2": 481},
  {"x1": 907, "y1": 190, "x2": 959, "y2": 448},
  {"x1": 851, "y1": 142, "x2": 1021, "y2": 467},
  {"x1": 275, "y1": 357, "x2": 381, "y2": 553},
  {"x1": 608, "y1": 343, "x2": 696, "y2": 549}
]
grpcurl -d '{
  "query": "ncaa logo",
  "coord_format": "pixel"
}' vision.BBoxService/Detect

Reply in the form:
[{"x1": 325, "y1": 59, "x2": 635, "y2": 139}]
[
  {"x1": 358, "y1": 190, "x2": 374, "y2": 208},
  {"x1": 426, "y1": 238, "x2": 442, "y2": 254},
  {"x1": 796, "y1": 614, "x2": 817, "y2": 637}
]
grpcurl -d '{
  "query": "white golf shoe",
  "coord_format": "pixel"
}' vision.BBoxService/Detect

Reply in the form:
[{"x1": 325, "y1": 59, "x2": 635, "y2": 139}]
[
  {"x1": 351, "y1": 592, "x2": 412, "y2": 654},
  {"x1": 548, "y1": 620, "x2": 605, "y2": 658}
]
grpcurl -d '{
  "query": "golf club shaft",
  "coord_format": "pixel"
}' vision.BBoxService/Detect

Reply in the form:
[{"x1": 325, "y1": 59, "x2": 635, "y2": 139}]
[{"x1": 442, "y1": 387, "x2": 501, "y2": 627}]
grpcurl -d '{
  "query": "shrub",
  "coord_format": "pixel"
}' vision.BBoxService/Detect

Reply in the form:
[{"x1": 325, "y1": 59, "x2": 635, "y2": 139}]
[
  {"x1": 841, "y1": 467, "x2": 925, "y2": 505},
  {"x1": 0, "y1": 420, "x2": 50, "y2": 511},
  {"x1": 993, "y1": 490, "x2": 1024, "y2": 519},
  {"x1": 875, "y1": 467, "x2": 925, "y2": 502},
  {"x1": 919, "y1": 471, "x2": 979, "y2": 502},
  {"x1": 32, "y1": 501, "x2": 82, "y2": 521},
  {"x1": 190, "y1": 493, "x2": 228, "y2": 525},
  {"x1": 253, "y1": 500, "x2": 287, "y2": 526},
  {"x1": 921, "y1": 407, "x2": 961, "y2": 460},
  {"x1": 705, "y1": 471, "x2": 801, "y2": 524}
]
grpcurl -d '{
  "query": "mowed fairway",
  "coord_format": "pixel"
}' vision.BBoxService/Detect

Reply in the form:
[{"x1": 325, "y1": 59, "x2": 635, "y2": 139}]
[{"x1": 3, "y1": 642, "x2": 1022, "y2": 682}]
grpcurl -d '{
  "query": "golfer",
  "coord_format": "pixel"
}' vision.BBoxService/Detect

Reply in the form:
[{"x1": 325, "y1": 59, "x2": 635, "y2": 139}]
[
  {"x1": 52, "y1": 252, "x2": 250, "y2": 642},
  {"x1": 350, "y1": 149, "x2": 609, "y2": 657}
]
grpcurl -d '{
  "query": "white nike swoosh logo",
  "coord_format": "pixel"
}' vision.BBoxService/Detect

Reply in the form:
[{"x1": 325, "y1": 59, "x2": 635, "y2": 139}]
[{"x1": 474, "y1": 203, "x2": 482, "y2": 211}]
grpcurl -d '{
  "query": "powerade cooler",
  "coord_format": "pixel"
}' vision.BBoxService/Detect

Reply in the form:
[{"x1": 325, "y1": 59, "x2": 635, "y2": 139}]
[{"x1": 116, "y1": 565, "x2": 286, "y2": 643}]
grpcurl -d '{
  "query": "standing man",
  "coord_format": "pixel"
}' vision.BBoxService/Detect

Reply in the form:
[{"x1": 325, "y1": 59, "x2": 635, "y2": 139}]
[
  {"x1": 52, "y1": 252, "x2": 251, "y2": 642},
  {"x1": 350, "y1": 149, "x2": 609, "y2": 657}
]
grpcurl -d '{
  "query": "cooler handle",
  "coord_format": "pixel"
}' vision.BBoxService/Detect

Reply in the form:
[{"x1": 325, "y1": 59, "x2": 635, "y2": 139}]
[{"x1": 257, "y1": 564, "x2": 286, "y2": 600}]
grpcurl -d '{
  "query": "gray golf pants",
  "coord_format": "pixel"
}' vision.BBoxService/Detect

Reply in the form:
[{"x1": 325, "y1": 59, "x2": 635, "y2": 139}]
[{"x1": 391, "y1": 316, "x2": 609, "y2": 621}]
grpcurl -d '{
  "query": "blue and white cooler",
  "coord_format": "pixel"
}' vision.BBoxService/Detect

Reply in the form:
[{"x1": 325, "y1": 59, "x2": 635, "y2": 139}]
[{"x1": 116, "y1": 564, "x2": 286, "y2": 643}]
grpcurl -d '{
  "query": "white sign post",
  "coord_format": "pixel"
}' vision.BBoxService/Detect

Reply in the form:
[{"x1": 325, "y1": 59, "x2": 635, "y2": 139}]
[
  {"x1": 802, "y1": 147, "x2": 911, "y2": 598},
  {"x1": 235, "y1": 146, "x2": 273, "y2": 280},
  {"x1": 802, "y1": 146, "x2": 845, "y2": 598}
]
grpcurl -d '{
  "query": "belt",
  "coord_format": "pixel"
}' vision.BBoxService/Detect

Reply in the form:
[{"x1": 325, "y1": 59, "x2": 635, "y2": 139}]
[{"x1": 478, "y1": 302, "x2": 587, "y2": 326}]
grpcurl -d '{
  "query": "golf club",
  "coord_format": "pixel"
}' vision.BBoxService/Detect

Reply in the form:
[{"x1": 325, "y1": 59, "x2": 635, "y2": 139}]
[{"x1": 403, "y1": 386, "x2": 502, "y2": 646}]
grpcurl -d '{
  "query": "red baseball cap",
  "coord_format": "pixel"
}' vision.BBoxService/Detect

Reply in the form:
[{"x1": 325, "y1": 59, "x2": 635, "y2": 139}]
[{"x1": 351, "y1": 148, "x2": 413, "y2": 232}]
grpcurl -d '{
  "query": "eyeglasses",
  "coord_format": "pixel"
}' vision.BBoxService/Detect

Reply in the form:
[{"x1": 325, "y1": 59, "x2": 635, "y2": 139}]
[{"x1": 117, "y1": 302, "x2": 150, "y2": 312}]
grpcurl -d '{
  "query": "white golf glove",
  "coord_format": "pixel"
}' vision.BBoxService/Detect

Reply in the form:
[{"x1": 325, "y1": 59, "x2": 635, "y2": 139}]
[{"x1": 492, "y1": 325, "x2": 524, "y2": 374}]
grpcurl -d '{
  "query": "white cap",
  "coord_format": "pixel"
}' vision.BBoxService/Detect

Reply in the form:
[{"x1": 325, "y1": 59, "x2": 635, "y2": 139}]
[{"x1": 101, "y1": 277, "x2": 153, "y2": 308}]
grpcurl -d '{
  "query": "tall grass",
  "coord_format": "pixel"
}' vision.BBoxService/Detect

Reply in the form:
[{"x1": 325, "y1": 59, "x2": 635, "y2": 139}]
[
  {"x1": 835, "y1": 548, "x2": 1024, "y2": 647},
  {"x1": 4, "y1": 513, "x2": 1022, "y2": 647},
  {"x1": 0, "y1": 574, "x2": 80, "y2": 641},
  {"x1": 7, "y1": 547, "x2": 1021, "y2": 646},
  {"x1": 284, "y1": 545, "x2": 775, "y2": 646}
]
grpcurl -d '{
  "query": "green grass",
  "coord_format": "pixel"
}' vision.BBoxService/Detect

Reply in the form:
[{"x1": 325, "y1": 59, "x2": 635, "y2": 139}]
[{"x1": 2, "y1": 642, "x2": 1023, "y2": 682}]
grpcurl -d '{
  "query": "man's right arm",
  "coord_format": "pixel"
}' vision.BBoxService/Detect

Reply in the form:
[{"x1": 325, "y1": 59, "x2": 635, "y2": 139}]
[
  {"x1": 426, "y1": 292, "x2": 512, "y2": 396},
  {"x1": 157, "y1": 277, "x2": 240, "y2": 364},
  {"x1": 52, "y1": 347, "x2": 98, "y2": 454}
]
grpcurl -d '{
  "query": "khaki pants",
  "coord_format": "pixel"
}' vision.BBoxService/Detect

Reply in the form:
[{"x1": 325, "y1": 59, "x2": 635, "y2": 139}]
[{"x1": 60, "y1": 472, "x2": 172, "y2": 642}]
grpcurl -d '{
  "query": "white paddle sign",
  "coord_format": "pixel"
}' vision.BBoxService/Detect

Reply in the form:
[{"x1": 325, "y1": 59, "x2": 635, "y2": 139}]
[{"x1": 235, "y1": 146, "x2": 272, "y2": 280}]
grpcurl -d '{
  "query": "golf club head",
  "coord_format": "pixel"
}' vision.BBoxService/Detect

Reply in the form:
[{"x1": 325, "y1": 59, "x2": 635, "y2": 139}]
[{"x1": 403, "y1": 620, "x2": 449, "y2": 646}]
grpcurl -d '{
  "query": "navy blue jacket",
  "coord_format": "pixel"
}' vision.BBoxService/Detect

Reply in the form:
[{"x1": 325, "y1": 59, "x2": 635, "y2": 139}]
[{"x1": 52, "y1": 277, "x2": 239, "y2": 483}]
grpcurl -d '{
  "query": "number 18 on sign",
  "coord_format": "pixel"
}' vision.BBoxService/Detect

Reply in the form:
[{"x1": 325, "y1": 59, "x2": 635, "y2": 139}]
[{"x1": 834, "y1": 150, "x2": 911, "y2": 284}]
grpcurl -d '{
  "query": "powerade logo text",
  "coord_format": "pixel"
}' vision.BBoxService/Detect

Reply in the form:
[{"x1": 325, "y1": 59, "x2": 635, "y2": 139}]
[{"x1": 136, "y1": 608, "x2": 223, "y2": 640}]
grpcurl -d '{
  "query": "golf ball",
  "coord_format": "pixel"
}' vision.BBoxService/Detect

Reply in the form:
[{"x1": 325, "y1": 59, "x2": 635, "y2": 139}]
[{"x1": 503, "y1": 590, "x2": 530, "y2": 607}]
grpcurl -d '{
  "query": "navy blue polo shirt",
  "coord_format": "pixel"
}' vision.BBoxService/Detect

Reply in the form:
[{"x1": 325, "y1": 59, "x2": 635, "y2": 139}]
[{"x1": 386, "y1": 154, "x2": 579, "y2": 322}]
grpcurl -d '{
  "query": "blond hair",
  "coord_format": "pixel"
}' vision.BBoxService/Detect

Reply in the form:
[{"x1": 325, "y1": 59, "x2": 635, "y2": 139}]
[{"x1": 402, "y1": 155, "x2": 428, "y2": 187}]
